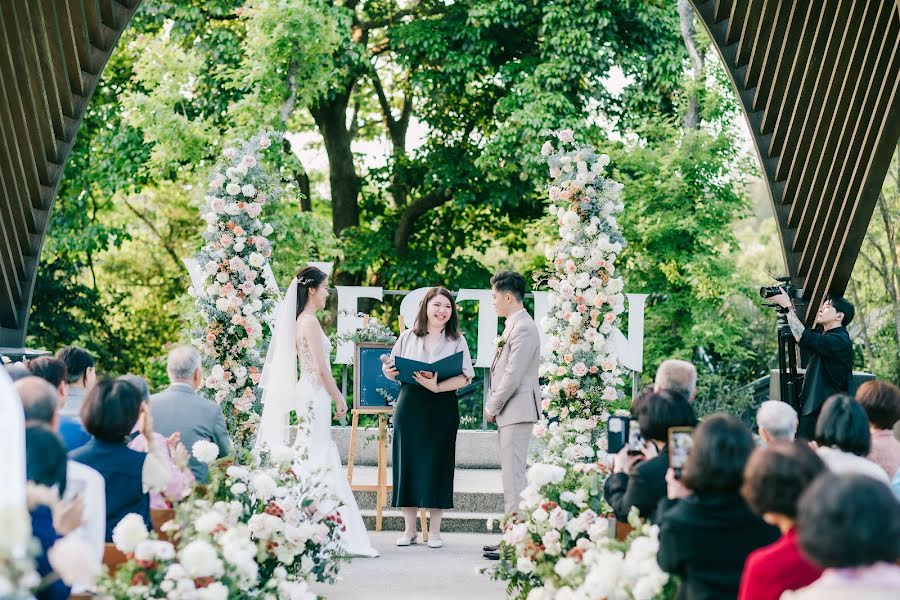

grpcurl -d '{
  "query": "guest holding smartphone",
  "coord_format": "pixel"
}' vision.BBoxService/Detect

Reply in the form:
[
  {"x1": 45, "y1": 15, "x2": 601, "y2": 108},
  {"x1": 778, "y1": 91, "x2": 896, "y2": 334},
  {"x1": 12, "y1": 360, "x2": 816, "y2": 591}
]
[
  {"x1": 383, "y1": 287, "x2": 474, "y2": 548},
  {"x1": 656, "y1": 414, "x2": 779, "y2": 600},
  {"x1": 604, "y1": 389, "x2": 696, "y2": 523}
]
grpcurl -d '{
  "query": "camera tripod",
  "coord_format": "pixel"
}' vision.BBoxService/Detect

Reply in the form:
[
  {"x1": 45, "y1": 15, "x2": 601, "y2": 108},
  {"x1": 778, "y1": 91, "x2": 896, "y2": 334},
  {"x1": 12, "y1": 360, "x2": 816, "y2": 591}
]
[{"x1": 776, "y1": 311, "x2": 803, "y2": 412}]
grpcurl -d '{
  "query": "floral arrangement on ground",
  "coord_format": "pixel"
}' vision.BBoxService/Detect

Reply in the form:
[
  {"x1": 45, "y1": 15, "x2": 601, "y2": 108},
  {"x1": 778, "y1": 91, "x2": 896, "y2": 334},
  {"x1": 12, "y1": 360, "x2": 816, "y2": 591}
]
[
  {"x1": 484, "y1": 463, "x2": 674, "y2": 600},
  {"x1": 96, "y1": 444, "x2": 347, "y2": 599}
]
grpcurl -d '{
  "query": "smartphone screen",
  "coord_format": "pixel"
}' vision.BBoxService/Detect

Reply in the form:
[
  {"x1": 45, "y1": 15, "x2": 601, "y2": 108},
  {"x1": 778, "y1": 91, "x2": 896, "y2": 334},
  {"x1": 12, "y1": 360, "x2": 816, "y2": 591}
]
[
  {"x1": 627, "y1": 420, "x2": 644, "y2": 454},
  {"x1": 606, "y1": 416, "x2": 629, "y2": 454},
  {"x1": 668, "y1": 427, "x2": 694, "y2": 478}
]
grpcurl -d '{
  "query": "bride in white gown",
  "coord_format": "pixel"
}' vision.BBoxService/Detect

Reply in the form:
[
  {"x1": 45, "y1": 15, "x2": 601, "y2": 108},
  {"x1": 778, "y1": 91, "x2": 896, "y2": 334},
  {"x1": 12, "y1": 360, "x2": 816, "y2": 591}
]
[{"x1": 256, "y1": 266, "x2": 379, "y2": 558}]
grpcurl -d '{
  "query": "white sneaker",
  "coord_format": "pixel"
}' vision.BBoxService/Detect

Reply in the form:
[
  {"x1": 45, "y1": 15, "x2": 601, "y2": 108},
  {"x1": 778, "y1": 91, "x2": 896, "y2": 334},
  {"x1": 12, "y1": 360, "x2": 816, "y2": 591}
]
[
  {"x1": 427, "y1": 538, "x2": 444, "y2": 548},
  {"x1": 396, "y1": 533, "x2": 418, "y2": 546}
]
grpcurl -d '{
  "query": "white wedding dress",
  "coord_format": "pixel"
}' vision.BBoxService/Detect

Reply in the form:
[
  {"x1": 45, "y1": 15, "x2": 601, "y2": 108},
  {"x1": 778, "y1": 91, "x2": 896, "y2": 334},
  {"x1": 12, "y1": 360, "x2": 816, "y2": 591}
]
[{"x1": 295, "y1": 317, "x2": 379, "y2": 558}]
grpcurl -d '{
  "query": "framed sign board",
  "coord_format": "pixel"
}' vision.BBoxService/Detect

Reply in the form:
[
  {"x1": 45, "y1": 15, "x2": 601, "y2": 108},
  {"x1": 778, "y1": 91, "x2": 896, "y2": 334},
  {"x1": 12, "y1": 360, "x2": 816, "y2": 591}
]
[{"x1": 352, "y1": 342, "x2": 400, "y2": 413}]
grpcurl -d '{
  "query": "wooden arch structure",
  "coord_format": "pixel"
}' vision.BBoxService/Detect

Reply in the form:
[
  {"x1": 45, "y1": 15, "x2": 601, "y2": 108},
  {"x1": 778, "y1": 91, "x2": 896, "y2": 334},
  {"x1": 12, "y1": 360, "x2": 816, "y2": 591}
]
[
  {"x1": 689, "y1": 0, "x2": 900, "y2": 316},
  {"x1": 0, "y1": 0, "x2": 899, "y2": 348}
]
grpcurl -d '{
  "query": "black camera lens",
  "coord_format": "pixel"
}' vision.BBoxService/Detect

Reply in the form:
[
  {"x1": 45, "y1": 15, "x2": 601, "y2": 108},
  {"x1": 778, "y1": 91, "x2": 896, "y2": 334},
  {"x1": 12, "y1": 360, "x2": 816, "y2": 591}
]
[{"x1": 759, "y1": 286, "x2": 780, "y2": 298}]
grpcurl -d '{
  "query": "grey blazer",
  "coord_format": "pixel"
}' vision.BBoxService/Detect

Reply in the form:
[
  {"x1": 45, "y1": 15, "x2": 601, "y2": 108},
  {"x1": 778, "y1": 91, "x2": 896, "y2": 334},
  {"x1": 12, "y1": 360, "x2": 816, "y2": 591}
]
[
  {"x1": 149, "y1": 383, "x2": 231, "y2": 482},
  {"x1": 487, "y1": 310, "x2": 542, "y2": 428}
]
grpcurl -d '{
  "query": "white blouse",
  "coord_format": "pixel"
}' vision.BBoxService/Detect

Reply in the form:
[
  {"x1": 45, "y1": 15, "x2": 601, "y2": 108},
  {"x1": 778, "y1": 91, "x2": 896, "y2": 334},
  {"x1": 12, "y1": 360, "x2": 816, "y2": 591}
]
[{"x1": 385, "y1": 329, "x2": 476, "y2": 381}]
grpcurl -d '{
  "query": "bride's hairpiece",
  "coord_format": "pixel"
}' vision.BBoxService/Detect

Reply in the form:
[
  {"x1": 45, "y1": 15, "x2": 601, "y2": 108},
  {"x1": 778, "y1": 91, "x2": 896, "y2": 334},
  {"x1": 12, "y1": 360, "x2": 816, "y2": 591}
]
[{"x1": 297, "y1": 276, "x2": 314, "y2": 287}]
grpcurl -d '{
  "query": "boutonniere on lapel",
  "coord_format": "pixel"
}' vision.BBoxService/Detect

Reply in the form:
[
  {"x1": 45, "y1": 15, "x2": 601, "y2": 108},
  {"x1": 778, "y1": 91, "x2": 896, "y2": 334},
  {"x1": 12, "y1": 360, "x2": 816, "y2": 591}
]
[{"x1": 494, "y1": 336, "x2": 507, "y2": 358}]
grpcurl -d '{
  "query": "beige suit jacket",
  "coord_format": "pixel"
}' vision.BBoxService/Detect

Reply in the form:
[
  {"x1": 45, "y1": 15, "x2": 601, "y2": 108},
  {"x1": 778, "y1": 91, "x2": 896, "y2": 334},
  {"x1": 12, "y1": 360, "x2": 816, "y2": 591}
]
[{"x1": 488, "y1": 310, "x2": 542, "y2": 428}]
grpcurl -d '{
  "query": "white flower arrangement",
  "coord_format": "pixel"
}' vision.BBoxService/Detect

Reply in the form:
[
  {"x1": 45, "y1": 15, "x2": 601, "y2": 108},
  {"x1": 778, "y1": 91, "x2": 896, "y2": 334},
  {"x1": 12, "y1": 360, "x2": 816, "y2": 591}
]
[{"x1": 191, "y1": 132, "x2": 283, "y2": 450}]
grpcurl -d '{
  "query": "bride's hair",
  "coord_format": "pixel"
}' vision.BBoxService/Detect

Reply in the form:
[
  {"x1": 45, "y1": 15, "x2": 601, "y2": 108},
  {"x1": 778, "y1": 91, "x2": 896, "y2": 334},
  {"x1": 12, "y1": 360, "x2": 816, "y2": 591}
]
[{"x1": 296, "y1": 266, "x2": 328, "y2": 317}]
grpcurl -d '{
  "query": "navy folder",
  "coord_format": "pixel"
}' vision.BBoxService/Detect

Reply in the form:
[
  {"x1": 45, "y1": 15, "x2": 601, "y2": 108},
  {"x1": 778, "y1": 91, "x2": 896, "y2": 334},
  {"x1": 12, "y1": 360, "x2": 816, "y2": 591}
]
[{"x1": 393, "y1": 351, "x2": 464, "y2": 385}]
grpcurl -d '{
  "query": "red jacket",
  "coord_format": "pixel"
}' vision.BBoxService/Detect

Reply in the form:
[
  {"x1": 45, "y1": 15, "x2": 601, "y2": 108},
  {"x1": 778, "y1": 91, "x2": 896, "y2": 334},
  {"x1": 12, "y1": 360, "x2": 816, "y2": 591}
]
[{"x1": 738, "y1": 528, "x2": 823, "y2": 600}]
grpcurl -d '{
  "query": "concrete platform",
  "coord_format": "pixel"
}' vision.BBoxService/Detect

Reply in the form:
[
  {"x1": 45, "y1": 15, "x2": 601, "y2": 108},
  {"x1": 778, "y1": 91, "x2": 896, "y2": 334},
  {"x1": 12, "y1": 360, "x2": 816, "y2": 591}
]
[
  {"x1": 348, "y1": 466, "x2": 504, "y2": 533},
  {"x1": 310, "y1": 531, "x2": 506, "y2": 600}
]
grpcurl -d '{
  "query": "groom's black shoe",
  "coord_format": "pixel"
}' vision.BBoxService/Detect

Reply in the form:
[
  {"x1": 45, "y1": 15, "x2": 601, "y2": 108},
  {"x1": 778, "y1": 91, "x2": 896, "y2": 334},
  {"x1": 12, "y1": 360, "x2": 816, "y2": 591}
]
[
  {"x1": 482, "y1": 544, "x2": 500, "y2": 552},
  {"x1": 483, "y1": 550, "x2": 501, "y2": 561}
]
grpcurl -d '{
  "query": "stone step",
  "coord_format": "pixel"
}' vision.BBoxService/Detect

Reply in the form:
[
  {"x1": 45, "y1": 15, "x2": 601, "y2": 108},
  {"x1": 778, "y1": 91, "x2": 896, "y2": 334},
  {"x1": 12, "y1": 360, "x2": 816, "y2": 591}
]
[
  {"x1": 361, "y1": 509, "x2": 503, "y2": 534},
  {"x1": 352, "y1": 488, "x2": 505, "y2": 513},
  {"x1": 332, "y1": 426, "x2": 542, "y2": 469}
]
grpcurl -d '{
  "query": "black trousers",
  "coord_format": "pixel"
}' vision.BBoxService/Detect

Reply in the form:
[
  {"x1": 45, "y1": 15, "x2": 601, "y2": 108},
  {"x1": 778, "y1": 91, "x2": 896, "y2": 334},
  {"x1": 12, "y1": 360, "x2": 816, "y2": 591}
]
[{"x1": 798, "y1": 409, "x2": 820, "y2": 441}]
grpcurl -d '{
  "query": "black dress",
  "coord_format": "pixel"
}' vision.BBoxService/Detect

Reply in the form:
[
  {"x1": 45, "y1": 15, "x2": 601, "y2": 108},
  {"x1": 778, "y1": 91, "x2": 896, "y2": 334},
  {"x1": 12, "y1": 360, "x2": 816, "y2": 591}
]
[
  {"x1": 603, "y1": 446, "x2": 669, "y2": 523},
  {"x1": 391, "y1": 382, "x2": 459, "y2": 508}
]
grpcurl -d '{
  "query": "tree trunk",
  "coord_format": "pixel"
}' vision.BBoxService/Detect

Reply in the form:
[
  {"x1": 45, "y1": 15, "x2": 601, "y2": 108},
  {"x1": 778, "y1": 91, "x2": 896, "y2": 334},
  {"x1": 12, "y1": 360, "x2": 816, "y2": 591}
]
[
  {"x1": 281, "y1": 138, "x2": 312, "y2": 211},
  {"x1": 310, "y1": 95, "x2": 360, "y2": 237},
  {"x1": 678, "y1": 0, "x2": 703, "y2": 131}
]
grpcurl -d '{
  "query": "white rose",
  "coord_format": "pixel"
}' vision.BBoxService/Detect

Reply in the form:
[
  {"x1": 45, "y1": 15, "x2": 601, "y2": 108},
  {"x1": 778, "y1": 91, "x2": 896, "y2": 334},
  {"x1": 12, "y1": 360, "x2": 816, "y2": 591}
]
[
  {"x1": 248, "y1": 253, "x2": 265, "y2": 268},
  {"x1": 241, "y1": 184, "x2": 257, "y2": 198},
  {"x1": 111, "y1": 513, "x2": 149, "y2": 554},
  {"x1": 262, "y1": 223, "x2": 274, "y2": 236},
  {"x1": 503, "y1": 522, "x2": 529, "y2": 546},
  {"x1": 179, "y1": 540, "x2": 224, "y2": 578},
  {"x1": 557, "y1": 129, "x2": 575, "y2": 143},
  {"x1": 226, "y1": 465, "x2": 250, "y2": 480},
  {"x1": 225, "y1": 183, "x2": 241, "y2": 196},
  {"x1": 134, "y1": 540, "x2": 175, "y2": 562},
  {"x1": 527, "y1": 463, "x2": 566, "y2": 487},
  {"x1": 191, "y1": 440, "x2": 220, "y2": 464},
  {"x1": 541, "y1": 141, "x2": 554, "y2": 156},
  {"x1": 561, "y1": 211, "x2": 580, "y2": 228},
  {"x1": 251, "y1": 473, "x2": 278, "y2": 498},
  {"x1": 549, "y1": 506, "x2": 570, "y2": 529},
  {"x1": 230, "y1": 481, "x2": 248, "y2": 496},
  {"x1": 194, "y1": 512, "x2": 224, "y2": 535},
  {"x1": 516, "y1": 556, "x2": 535, "y2": 574},
  {"x1": 258, "y1": 136, "x2": 272, "y2": 150},
  {"x1": 554, "y1": 557, "x2": 577, "y2": 579},
  {"x1": 196, "y1": 582, "x2": 229, "y2": 600}
]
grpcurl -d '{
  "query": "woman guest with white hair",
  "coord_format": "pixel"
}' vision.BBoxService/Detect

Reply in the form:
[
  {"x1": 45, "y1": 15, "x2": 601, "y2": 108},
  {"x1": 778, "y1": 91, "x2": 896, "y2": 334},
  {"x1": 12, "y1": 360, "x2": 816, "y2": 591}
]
[{"x1": 756, "y1": 400, "x2": 799, "y2": 444}]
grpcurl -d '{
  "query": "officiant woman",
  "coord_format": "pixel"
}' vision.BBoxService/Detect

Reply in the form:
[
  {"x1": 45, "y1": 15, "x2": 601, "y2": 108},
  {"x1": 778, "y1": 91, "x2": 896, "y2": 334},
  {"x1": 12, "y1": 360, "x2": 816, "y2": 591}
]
[{"x1": 383, "y1": 286, "x2": 474, "y2": 548}]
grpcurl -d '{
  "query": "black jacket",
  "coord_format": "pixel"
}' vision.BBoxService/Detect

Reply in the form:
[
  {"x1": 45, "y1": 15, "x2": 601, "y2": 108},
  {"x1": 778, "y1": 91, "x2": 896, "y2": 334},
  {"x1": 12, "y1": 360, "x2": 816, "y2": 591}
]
[
  {"x1": 799, "y1": 325, "x2": 853, "y2": 416},
  {"x1": 603, "y1": 447, "x2": 669, "y2": 523},
  {"x1": 656, "y1": 491, "x2": 779, "y2": 600}
]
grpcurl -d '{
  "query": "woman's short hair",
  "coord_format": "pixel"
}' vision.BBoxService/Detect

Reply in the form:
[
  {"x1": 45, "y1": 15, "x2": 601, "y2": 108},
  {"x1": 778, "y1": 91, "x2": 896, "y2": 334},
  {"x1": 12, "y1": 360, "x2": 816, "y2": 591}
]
[
  {"x1": 855, "y1": 380, "x2": 900, "y2": 431},
  {"x1": 797, "y1": 473, "x2": 900, "y2": 568},
  {"x1": 55, "y1": 346, "x2": 95, "y2": 383},
  {"x1": 81, "y1": 378, "x2": 143, "y2": 443},
  {"x1": 27, "y1": 357, "x2": 68, "y2": 389},
  {"x1": 25, "y1": 425, "x2": 68, "y2": 497},
  {"x1": 412, "y1": 287, "x2": 460, "y2": 340},
  {"x1": 741, "y1": 441, "x2": 826, "y2": 519},
  {"x1": 636, "y1": 389, "x2": 697, "y2": 442},
  {"x1": 815, "y1": 394, "x2": 871, "y2": 456},
  {"x1": 118, "y1": 374, "x2": 151, "y2": 402},
  {"x1": 681, "y1": 413, "x2": 754, "y2": 493}
]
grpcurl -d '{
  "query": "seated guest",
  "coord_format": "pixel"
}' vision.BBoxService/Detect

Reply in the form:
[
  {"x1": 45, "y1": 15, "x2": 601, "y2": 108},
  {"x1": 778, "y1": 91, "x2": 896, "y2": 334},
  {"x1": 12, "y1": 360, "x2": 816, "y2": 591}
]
[
  {"x1": 25, "y1": 425, "x2": 80, "y2": 600},
  {"x1": 656, "y1": 414, "x2": 779, "y2": 600},
  {"x1": 782, "y1": 473, "x2": 900, "y2": 599},
  {"x1": 28, "y1": 356, "x2": 91, "y2": 451},
  {"x1": 855, "y1": 380, "x2": 900, "y2": 478},
  {"x1": 120, "y1": 374, "x2": 194, "y2": 509},
  {"x1": 738, "y1": 442, "x2": 826, "y2": 600},
  {"x1": 69, "y1": 378, "x2": 157, "y2": 540},
  {"x1": 654, "y1": 359, "x2": 697, "y2": 402},
  {"x1": 150, "y1": 346, "x2": 231, "y2": 482},
  {"x1": 605, "y1": 389, "x2": 696, "y2": 522},
  {"x1": 56, "y1": 346, "x2": 96, "y2": 417},
  {"x1": 813, "y1": 394, "x2": 889, "y2": 483},
  {"x1": 17, "y1": 376, "x2": 106, "y2": 581},
  {"x1": 755, "y1": 400, "x2": 798, "y2": 444}
]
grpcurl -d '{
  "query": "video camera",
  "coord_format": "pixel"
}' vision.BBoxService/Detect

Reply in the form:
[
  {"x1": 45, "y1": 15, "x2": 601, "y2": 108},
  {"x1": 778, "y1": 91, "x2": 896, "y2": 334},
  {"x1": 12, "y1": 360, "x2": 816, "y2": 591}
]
[{"x1": 759, "y1": 275, "x2": 803, "y2": 313}]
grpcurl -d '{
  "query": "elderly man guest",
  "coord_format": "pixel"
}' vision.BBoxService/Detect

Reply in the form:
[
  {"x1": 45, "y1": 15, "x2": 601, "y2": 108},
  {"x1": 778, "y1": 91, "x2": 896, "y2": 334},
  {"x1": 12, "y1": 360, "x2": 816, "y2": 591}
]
[
  {"x1": 654, "y1": 359, "x2": 697, "y2": 402},
  {"x1": 756, "y1": 400, "x2": 799, "y2": 444},
  {"x1": 150, "y1": 346, "x2": 231, "y2": 482}
]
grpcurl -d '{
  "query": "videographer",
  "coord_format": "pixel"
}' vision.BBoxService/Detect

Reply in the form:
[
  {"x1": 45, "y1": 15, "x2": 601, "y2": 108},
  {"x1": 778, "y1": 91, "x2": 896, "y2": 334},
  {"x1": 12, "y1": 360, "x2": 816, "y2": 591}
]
[{"x1": 770, "y1": 291, "x2": 854, "y2": 440}]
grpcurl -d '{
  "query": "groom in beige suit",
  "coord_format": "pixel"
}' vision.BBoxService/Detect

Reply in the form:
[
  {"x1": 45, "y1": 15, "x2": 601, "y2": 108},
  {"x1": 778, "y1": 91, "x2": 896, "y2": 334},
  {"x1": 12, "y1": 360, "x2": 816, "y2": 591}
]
[{"x1": 483, "y1": 272, "x2": 542, "y2": 559}]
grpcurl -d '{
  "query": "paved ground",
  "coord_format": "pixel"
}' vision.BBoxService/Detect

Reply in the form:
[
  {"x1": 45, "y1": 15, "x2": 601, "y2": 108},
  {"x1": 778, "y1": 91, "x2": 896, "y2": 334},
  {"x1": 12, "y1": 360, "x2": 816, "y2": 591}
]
[
  {"x1": 311, "y1": 531, "x2": 508, "y2": 600},
  {"x1": 348, "y1": 465, "x2": 504, "y2": 492}
]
